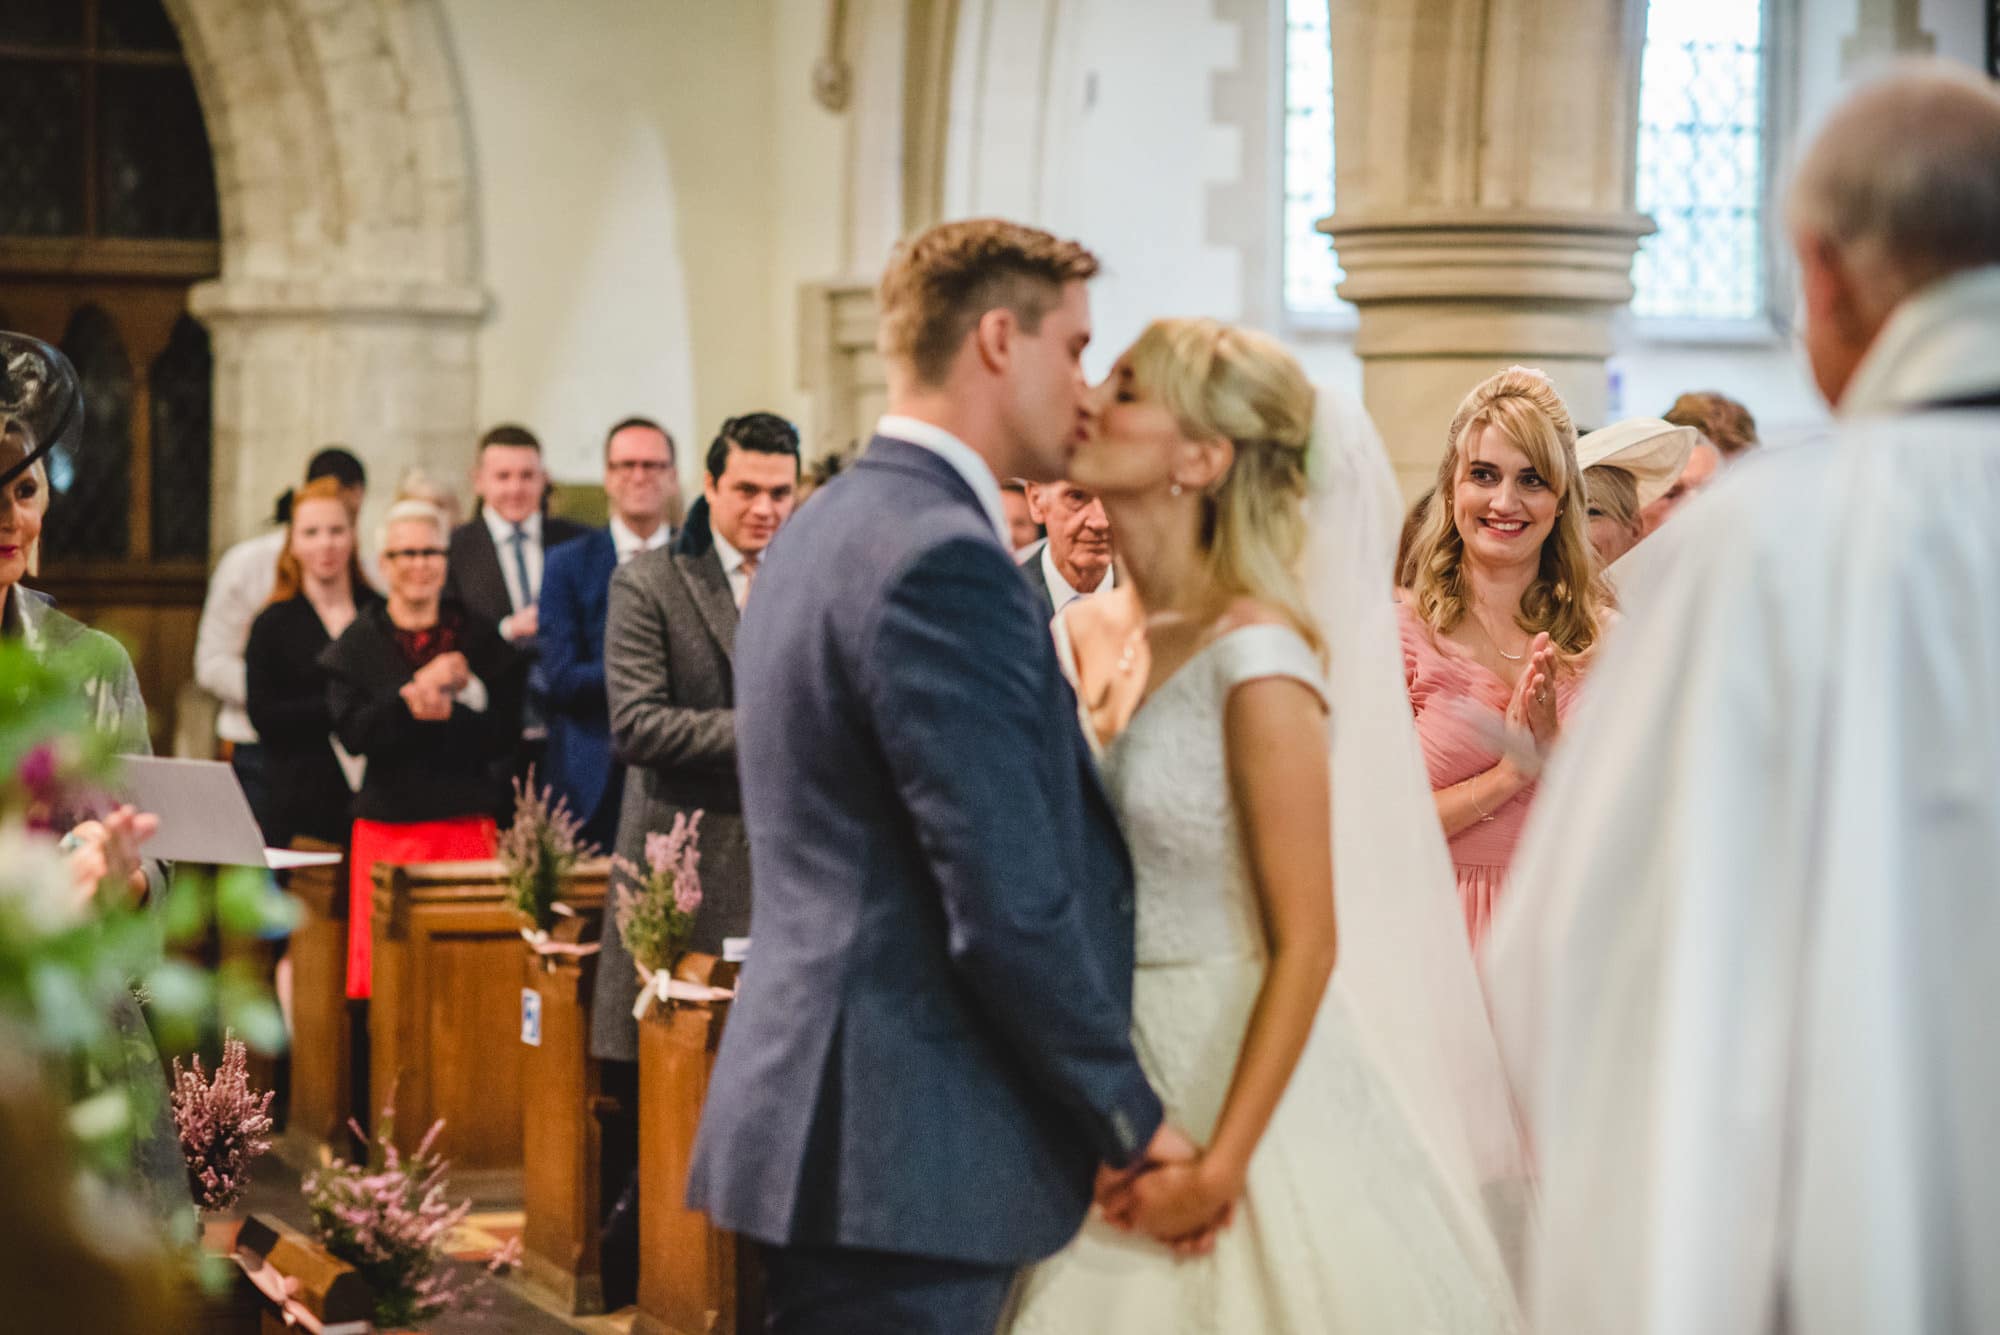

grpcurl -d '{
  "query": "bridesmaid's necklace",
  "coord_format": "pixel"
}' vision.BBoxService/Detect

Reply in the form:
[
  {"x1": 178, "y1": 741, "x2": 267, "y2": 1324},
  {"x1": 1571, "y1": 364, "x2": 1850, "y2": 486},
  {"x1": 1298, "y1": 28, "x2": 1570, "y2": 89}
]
[{"x1": 1470, "y1": 606, "x2": 1526, "y2": 661}]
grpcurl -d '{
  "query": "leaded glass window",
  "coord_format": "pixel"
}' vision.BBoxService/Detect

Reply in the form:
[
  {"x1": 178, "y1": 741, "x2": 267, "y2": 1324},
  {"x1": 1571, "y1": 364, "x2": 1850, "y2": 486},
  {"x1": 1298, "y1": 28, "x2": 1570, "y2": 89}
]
[
  {"x1": 46, "y1": 303, "x2": 134, "y2": 561},
  {"x1": 0, "y1": 0, "x2": 218, "y2": 242},
  {"x1": 149, "y1": 314, "x2": 213, "y2": 561},
  {"x1": 1281, "y1": 0, "x2": 1347, "y2": 318},
  {"x1": 1632, "y1": 0, "x2": 1769, "y2": 322}
]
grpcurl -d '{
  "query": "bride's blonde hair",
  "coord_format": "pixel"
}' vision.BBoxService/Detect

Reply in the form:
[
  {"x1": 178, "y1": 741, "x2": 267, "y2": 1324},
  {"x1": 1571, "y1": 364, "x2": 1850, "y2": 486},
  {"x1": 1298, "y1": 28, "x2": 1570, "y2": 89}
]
[{"x1": 1124, "y1": 318, "x2": 1323, "y2": 658}]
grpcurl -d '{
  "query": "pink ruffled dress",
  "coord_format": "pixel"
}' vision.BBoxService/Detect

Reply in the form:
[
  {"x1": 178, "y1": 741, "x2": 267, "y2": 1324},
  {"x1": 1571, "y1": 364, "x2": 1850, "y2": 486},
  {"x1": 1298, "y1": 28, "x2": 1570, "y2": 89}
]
[{"x1": 1398, "y1": 602, "x2": 1579, "y2": 952}]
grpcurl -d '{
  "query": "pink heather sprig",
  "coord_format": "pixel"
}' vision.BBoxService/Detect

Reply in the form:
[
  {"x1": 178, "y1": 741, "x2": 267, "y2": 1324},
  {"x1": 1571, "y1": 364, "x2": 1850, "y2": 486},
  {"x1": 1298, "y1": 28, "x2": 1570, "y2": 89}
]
[
  {"x1": 303, "y1": 1104, "x2": 515, "y2": 1327},
  {"x1": 170, "y1": 1034, "x2": 276, "y2": 1213},
  {"x1": 614, "y1": 810, "x2": 705, "y2": 976},
  {"x1": 645, "y1": 810, "x2": 704, "y2": 915},
  {"x1": 498, "y1": 770, "x2": 597, "y2": 932}
]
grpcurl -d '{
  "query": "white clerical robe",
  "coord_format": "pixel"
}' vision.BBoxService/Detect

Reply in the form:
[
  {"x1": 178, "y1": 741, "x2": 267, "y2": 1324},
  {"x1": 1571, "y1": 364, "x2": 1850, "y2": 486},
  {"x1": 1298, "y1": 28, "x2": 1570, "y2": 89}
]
[{"x1": 1485, "y1": 263, "x2": 2000, "y2": 1335}]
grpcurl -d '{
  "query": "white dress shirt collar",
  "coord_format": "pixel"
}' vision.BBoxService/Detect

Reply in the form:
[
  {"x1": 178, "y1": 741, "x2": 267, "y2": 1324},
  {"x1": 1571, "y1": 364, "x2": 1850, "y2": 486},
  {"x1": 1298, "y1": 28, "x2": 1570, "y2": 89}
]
[
  {"x1": 482, "y1": 506, "x2": 544, "y2": 613},
  {"x1": 609, "y1": 515, "x2": 670, "y2": 564},
  {"x1": 711, "y1": 525, "x2": 759, "y2": 607},
  {"x1": 711, "y1": 525, "x2": 748, "y2": 576},
  {"x1": 1039, "y1": 539, "x2": 1113, "y2": 614},
  {"x1": 874, "y1": 414, "x2": 1011, "y2": 548},
  {"x1": 483, "y1": 505, "x2": 541, "y2": 548}
]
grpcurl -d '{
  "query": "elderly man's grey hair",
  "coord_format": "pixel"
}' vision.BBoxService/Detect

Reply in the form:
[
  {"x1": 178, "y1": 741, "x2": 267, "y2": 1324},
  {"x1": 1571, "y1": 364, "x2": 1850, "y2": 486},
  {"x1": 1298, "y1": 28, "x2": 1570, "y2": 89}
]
[{"x1": 1786, "y1": 61, "x2": 2000, "y2": 308}]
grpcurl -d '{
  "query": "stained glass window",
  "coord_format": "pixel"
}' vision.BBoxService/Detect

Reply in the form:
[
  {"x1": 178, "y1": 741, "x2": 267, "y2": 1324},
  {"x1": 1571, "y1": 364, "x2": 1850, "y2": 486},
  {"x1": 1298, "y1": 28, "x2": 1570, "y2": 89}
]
[
  {"x1": 149, "y1": 314, "x2": 213, "y2": 561},
  {"x1": 1632, "y1": 0, "x2": 1768, "y2": 321},
  {"x1": 46, "y1": 304, "x2": 135, "y2": 561},
  {"x1": 0, "y1": 0, "x2": 217, "y2": 242},
  {"x1": 1281, "y1": 0, "x2": 1347, "y2": 318}
]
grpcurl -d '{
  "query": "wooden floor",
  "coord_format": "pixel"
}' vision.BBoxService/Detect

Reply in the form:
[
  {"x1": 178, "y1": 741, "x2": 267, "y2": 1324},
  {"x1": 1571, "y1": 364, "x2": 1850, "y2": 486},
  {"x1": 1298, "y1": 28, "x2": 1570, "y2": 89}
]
[{"x1": 232, "y1": 1148, "x2": 637, "y2": 1334}]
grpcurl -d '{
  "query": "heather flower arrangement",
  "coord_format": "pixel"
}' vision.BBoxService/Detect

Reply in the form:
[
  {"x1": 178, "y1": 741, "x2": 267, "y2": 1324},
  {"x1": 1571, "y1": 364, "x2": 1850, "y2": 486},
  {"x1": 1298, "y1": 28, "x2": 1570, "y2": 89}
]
[
  {"x1": 170, "y1": 1033, "x2": 275, "y2": 1213},
  {"x1": 497, "y1": 772, "x2": 596, "y2": 936},
  {"x1": 0, "y1": 637, "x2": 293, "y2": 1188},
  {"x1": 614, "y1": 810, "x2": 705, "y2": 977},
  {"x1": 303, "y1": 1103, "x2": 517, "y2": 1328}
]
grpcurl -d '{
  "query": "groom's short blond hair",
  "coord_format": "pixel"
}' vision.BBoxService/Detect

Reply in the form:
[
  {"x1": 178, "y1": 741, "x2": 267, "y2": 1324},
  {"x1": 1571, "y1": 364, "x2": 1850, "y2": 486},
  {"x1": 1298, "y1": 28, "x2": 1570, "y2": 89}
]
[{"x1": 877, "y1": 219, "x2": 1099, "y2": 388}]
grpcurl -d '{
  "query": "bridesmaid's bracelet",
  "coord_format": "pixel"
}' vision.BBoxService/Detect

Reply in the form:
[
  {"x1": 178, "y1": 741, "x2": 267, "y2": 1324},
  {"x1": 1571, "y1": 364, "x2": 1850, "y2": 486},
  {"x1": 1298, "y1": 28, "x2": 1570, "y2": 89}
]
[{"x1": 1469, "y1": 778, "x2": 1496, "y2": 823}]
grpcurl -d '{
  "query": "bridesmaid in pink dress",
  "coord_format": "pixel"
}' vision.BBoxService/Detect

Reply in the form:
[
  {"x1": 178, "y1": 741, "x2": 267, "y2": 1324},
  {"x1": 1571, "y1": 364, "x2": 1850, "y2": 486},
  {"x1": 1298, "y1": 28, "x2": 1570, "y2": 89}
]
[{"x1": 1396, "y1": 368, "x2": 1610, "y2": 951}]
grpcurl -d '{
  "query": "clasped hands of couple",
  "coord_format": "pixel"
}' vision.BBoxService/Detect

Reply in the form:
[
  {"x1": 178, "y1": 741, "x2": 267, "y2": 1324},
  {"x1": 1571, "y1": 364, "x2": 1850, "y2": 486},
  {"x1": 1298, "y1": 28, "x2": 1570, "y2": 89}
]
[
  {"x1": 1093, "y1": 1122, "x2": 1239, "y2": 1258},
  {"x1": 399, "y1": 650, "x2": 472, "y2": 722}
]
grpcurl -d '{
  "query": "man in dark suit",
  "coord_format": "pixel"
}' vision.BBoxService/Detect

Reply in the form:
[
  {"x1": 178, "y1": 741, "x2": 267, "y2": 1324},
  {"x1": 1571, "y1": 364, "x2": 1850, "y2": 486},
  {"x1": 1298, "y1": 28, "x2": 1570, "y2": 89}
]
[
  {"x1": 536, "y1": 416, "x2": 679, "y2": 850},
  {"x1": 1016, "y1": 477, "x2": 1114, "y2": 621},
  {"x1": 590, "y1": 412, "x2": 799, "y2": 1303},
  {"x1": 685, "y1": 220, "x2": 1193, "y2": 1332},
  {"x1": 443, "y1": 423, "x2": 589, "y2": 791}
]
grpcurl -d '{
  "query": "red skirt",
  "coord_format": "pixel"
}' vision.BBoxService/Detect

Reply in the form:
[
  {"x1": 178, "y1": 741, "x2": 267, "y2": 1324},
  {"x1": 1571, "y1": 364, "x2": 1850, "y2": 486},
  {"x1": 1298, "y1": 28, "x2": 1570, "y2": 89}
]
[{"x1": 347, "y1": 815, "x2": 498, "y2": 999}]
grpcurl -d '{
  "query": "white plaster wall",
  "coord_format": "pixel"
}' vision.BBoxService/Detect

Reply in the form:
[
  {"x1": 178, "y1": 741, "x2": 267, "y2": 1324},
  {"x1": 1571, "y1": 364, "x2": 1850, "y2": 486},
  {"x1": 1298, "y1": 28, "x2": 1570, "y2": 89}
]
[
  {"x1": 946, "y1": 0, "x2": 1249, "y2": 381},
  {"x1": 439, "y1": 0, "x2": 844, "y2": 487},
  {"x1": 1042, "y1": 0, "x2": 1247, "y2": 378}
]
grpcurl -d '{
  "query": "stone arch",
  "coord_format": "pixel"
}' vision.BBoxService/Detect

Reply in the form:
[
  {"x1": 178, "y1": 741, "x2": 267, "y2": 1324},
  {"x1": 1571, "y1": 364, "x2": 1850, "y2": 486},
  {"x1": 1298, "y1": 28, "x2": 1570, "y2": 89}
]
[{"x1": 162, "y1": 0, "x2": 486, "y2": 546}]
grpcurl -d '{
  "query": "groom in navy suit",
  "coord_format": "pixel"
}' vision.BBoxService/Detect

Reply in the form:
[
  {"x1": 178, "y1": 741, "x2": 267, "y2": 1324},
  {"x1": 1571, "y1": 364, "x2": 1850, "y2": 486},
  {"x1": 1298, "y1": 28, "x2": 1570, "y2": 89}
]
[
  {"x1": 536, "y1": 417, "x2": 678, "y2": 850},
  {"x1": 686, "y1": 220, "x2": 1194, "y2": 1331}
]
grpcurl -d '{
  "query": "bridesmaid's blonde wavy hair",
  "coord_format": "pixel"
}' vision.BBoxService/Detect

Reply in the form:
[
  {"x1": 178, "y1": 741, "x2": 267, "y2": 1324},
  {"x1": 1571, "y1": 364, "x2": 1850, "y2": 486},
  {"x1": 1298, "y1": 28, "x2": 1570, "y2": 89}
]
[
  {"x1": 1124, "y1": 318, "x2": 1324, "y2": 659},
  {"x1": 1404, "y1": 367, "x2": 1605, "y2": 658}
]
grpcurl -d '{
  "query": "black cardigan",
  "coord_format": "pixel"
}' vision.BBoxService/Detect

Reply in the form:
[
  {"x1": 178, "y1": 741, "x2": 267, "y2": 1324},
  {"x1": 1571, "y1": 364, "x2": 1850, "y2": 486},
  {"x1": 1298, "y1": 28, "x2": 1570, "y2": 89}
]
[
  {"x1": 320, "y1": 599, "x2": 526, "y2": 824},
  {"x1": 246, "y1": 590, "x2": 384, "y2": 846}
]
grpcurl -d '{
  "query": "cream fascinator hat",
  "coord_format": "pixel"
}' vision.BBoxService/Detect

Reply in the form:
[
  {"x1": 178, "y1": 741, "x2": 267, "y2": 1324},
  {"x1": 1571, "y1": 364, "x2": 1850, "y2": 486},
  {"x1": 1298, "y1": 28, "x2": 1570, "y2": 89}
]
[{"x1": 1573, "y1": 417, "x2": 1698, "y2": 509}]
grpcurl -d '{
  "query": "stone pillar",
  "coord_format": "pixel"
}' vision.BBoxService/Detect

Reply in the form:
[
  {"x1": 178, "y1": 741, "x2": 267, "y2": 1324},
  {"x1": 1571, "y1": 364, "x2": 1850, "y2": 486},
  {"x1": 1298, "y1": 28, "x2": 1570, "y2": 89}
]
[
  {"x1": 192, "y1": 279, "x2": 485, "y2": 546},
  {"x1": 1323, "y1": 0, "x2": 1653, "y2": 496},
  {"x1": 1841, "y1": 0, "x2": 1934, "y2": 73}
]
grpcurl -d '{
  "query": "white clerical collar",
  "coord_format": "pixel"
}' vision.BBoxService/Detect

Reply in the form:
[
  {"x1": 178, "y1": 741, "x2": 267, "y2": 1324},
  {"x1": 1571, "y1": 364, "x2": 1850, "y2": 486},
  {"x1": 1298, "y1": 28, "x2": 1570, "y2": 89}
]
[
  {"x1": 875, "y1": 414, "x2": 1011, "y2": 548},
  {"x1": 711, "y1": 525, "x2": 750, "y2": 577},
  {"x1": 1040, "y1": 539, "x2": 1113, "y2": 612},
  {"x1": 483, "y1": 505, "x2": 541, "y2": 547},
  {"x1": 1841, "y1": 264, "x2": 2000, "y2": 418},
  {"x1": 609, "y1": 515, "x2": 669, "y2": 563}
]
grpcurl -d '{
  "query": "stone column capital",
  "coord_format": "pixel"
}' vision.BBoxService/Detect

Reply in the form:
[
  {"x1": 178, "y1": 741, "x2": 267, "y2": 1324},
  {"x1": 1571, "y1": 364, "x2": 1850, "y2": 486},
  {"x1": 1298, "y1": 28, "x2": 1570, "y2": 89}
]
[
  {"x1": 189, "y1": 278, "x2": 489, "y2": 325},
  {"x1": 1324, "y1": 207, "x2": 1654, "y2": 309}
]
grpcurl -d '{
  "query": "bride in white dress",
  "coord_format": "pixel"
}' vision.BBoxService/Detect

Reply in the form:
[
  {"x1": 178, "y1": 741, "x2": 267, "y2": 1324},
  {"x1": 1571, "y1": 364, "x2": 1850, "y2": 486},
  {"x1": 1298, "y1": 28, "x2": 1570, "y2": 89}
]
[{"x1": 1004, "y1": 319, "x2": 1525, "y2": 1333}]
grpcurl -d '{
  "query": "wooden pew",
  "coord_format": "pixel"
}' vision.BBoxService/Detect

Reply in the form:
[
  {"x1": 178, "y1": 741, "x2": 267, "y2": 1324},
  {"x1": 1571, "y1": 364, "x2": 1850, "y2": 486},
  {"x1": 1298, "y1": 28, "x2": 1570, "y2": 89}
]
[
  {"x1": 231, "y1": 1214, "x2": 373, "y2": 1334},
  {"x1": 369, "y1": 857, "x2": 609, "y2": 1200},
  {"x1": 632, "y1": 952, "x2": 762, "y2": 1335},
  {"x1": 280, "y1": 838, "x2": 354, "y2": 1161},
  {"x1": 518, "y1": 898, "x2": 611, "y2": 1313}
]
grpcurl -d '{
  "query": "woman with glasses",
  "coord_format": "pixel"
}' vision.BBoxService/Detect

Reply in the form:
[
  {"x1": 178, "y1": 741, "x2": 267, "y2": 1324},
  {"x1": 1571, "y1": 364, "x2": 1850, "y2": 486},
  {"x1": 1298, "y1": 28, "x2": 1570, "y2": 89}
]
[{"x1": 323, "y1": 499, "x2": 526, "y2": 1000}]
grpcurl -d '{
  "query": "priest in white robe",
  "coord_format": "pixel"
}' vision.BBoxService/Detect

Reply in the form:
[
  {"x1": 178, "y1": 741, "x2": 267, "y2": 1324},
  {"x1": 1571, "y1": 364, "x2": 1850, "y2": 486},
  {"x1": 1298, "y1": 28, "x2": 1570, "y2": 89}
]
[{"x1": 1485, "y1": 62, "x2": 2000, "y2": 1335}]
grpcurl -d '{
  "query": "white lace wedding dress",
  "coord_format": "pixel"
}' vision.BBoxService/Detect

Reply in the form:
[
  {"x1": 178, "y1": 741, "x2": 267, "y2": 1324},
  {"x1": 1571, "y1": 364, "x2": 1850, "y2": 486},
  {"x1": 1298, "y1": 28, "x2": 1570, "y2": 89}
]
[{"x1": 1004, "y1": 622, "x2": 1522, "y2": 1334}]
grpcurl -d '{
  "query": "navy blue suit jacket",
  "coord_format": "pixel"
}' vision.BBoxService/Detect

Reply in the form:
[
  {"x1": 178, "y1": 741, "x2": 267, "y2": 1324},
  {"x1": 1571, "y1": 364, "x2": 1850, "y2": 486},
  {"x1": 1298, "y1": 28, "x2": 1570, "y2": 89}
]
[
  {"x1": 537, "y1": 528, "x2": 620, "y2": 828},
  {"x1": 685, "y1": 437, "x2": 1162, "y2": 1267}
]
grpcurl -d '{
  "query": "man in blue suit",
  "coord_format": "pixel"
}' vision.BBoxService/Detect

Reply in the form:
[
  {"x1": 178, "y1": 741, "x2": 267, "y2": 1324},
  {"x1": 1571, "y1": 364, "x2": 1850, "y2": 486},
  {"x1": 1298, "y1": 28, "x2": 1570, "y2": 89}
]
[
  {"x1": 686, "y1": 220, "x2": 1194, "y2": 1332},
  {"x1": 536, "y1": 417, "x2": 678, "y2": 849}
]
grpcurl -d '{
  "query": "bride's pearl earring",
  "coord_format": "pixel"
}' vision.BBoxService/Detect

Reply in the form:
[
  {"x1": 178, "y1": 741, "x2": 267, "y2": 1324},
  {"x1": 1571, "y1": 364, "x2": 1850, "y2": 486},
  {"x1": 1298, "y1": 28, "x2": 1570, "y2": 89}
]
[{"x1": 1170, "y1": 482, "x2": 1183, "y2": 497}]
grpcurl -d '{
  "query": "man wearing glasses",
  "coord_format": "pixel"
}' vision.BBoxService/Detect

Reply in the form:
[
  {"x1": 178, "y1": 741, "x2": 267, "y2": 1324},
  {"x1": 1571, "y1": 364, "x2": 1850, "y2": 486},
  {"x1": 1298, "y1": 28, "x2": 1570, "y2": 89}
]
[{"x1": 537, "y1": 417, "x2": 680, "y2": 851}]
